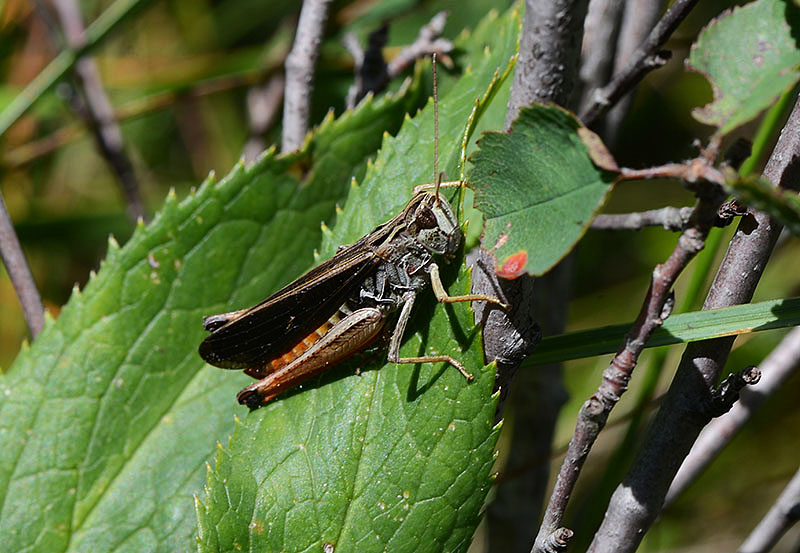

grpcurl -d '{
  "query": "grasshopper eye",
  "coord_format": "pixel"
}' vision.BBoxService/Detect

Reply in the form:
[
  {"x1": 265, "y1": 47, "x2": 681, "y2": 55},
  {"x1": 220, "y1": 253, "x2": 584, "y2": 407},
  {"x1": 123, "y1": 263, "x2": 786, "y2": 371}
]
[{"x1": 415, "y1": 205, "x2": 438, "y2": 229}]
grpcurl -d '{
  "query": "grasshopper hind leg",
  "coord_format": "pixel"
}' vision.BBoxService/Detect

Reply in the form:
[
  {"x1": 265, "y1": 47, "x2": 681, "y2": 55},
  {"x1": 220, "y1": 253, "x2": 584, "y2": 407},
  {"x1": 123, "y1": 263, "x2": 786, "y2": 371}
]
[{"x1": 236, "y1": 307, "x2": 386, "y2": 408}]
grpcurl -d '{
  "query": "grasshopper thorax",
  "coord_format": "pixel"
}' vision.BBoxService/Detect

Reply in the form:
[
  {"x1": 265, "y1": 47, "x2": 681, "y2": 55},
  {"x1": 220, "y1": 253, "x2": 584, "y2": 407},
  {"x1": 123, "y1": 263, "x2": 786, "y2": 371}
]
[{"x1": 405, "y1": 191, "x2": 461, "y2": 258}]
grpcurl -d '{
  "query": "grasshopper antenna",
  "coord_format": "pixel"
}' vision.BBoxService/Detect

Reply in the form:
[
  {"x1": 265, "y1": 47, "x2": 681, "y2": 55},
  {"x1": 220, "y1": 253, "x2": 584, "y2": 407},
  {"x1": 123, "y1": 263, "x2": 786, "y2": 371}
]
[{"x1": 432, "y1": 53, "x2": 441, "y2": 206}]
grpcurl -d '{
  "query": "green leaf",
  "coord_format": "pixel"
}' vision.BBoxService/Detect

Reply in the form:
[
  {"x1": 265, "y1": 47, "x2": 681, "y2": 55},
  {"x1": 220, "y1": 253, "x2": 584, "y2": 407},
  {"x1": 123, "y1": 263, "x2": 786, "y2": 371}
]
[
  {"x1": 526, "y1": 296, "x2": 800, "y2": 366},
  {"x1": 0, "y1": 78, "x2": 423, "y2": 552},
  {"x1": 470, "y1": 104, "x2": 616, "y2": 277},
  {"x1": 196, "y1": 8, "x2": 521, "y2": 553},
  {"x1": 725, "y1": 171, "x2": 800, "y2": 235},
  {"x1": 689, "y1": 0, "x2": 800, "y2": 136}
]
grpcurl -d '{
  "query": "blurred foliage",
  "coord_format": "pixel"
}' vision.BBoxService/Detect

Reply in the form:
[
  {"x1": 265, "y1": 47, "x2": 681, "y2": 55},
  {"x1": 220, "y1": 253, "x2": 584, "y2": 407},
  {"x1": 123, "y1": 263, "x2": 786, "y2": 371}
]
[{"x1": 0, "y1": 0, "x2": 798, "y2": 552}]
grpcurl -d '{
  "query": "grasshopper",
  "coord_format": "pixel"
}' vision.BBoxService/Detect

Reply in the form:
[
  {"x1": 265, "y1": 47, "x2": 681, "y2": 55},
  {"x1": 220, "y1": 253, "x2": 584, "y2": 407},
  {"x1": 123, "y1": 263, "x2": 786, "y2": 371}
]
[{"x1": 199, "y1": 57, "x2": 507, "y2": 408}]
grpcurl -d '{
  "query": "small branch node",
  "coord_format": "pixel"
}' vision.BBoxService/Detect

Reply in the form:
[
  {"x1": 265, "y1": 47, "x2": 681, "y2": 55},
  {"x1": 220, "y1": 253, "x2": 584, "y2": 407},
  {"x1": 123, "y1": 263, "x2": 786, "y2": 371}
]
[
  {"x1": 715, "y1": 199, "x2": 748, "y2": 227},
  {"x1": 585, "y1": 396, "x2": 606, "y2": 418},
  {"x1": 544, "y1": 527, "x2": 574, "y2": 552},
  {"x1": 660, "y1": 291, "x2": 675, "y2": 321},
  {"x1": 644, "y1": 50, "x2": 671, "y2": 69},
  {"x1": 592, "y1": 88, "x2": 611, "y2": 108},
  {"x1": 708, "y1": 366, "x2": 762, "y2": 418}
]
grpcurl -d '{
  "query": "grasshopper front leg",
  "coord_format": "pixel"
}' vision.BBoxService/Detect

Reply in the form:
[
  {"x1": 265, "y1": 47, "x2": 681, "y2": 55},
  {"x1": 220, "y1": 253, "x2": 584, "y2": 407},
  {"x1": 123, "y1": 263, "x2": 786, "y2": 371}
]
[
  {"x1": 387, "y1": 290, "x2": 475, "y2": 381},
  {"x1": 387, "y1": 264, "x2": 510, "y2": 380},
  {"x1": 428, "y1": 263, "x2": 510, "y2": 310}
]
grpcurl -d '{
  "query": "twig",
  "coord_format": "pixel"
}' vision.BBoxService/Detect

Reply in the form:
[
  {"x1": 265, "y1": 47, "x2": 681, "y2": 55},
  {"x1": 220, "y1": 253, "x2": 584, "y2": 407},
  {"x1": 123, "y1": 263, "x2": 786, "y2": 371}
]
[
  {"x1": 345, "y1": 12, "x2": 453, "y2": 108},
  {"x1": 345, "y1": 24, "x2": 389, "y2": 109},
  {"x1": 478, "y1": 2, "x2": 588, "y2": 552},
  {"x1": 602, "y1": 0, "x2": 666, "y2": 144},
  {"x1": 665, "y1": 326, "x2": 800, "y2": 505},
  {"x1": 281, "y1": 0, "x2": 332, "y2": 153},
  {"x1": 50, "y1": 0, "x2": 145, "y2": 222},
  {"x1": 386, "y1": 11, "x2": 452, "y2": 80},
  {"x1": 738, "y1": 466, "x2": 800, "y2": 553},
  {"x1": 243, "y1": 74, "x2": 285, "y2": 163},
  {"x1": 592, "y1": 207, "x2": 694, "y2": 231},
  {"x1": 580, "y1": 0, "x2": 699, "y2": 127},
  {"x1": 342, "y1": 32, "x2": 364, "y2": 70},
  {"x1": 588, "y1": 95, "x2": 800, "y2": 553},
  {"x1": 0, "y1": 194, "x2": 44, "y2": 338},
  {"x1": 577, "y1": 0, "x2": 625, "y2": 115},
  {"x1": 592, "y1": 201, "x2": 746, "y2": 231},
  {"x1": 534, "y1": 158, "x2": 726, "y2": 552}
]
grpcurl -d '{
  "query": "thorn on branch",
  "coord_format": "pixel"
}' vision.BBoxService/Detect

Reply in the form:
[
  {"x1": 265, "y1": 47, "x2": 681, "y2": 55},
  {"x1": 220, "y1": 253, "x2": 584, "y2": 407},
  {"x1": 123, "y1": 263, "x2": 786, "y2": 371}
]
[{"x1": 707, "y1": 366, "x2": 762, "y2": 418}]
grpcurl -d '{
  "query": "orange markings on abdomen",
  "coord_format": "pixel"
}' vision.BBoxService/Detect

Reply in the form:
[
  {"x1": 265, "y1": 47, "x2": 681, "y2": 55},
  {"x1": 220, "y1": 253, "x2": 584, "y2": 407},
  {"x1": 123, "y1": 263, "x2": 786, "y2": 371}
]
[{"x1": 266, "y1": 311, "x2": 342, "y2": 372}]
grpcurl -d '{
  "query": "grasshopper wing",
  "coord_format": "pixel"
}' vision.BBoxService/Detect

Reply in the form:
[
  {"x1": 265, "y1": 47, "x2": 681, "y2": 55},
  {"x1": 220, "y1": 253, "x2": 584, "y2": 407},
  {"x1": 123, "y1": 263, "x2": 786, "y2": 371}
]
[{"x1": 199, "y1": 240, "x2": 380, "y2": 370}]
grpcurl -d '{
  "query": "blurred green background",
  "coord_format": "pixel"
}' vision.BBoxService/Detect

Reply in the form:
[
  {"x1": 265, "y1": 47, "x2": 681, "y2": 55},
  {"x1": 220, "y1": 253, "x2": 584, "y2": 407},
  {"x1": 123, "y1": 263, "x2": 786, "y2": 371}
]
[{"x1": 1, "y1": 0, "x2": 798, "y2": 551}]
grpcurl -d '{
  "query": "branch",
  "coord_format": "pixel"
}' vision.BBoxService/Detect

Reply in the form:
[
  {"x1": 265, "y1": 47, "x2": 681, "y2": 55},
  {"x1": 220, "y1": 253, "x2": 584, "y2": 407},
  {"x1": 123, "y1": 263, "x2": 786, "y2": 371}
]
[
  {"x1": 281, "y1": 0, "x2": 331, "y2": 153},
  {"x1": 0, "y1": 194, "x2": 44, "y2": 338},
  {"x1": 385, "y1": 12, "x2": 452, "y2": 79},
  {"x1": 588, "y1": 95, "x2": 800, "y2": 553},
  {"x1": 243, "y1": 74, "x2": 284, "y2": 163},
  {"x1": 665, "y1": 326, "x2": 800, "y2": 505},
  {"x1": 592, "y1": 200, "x2": 746, "y2": 231},
  {"x1": 534, "y1": 167, "x2": 726, "y2": 552},
  {"x1": 478, "y1": 2, "x2": 588, "y2": 552},
  {"x1": 591, "y1": 207, "x2": 694, "y2": 231},
  {"x1": 50, "y1": 0, "x2": 145, "y2": 222},
  {"x1": 345, "y1": 12, "x2": 453, "y2": 108},
  {"x1": 738, "y1": 466, "x2": 800, "y2": 553},
  {"x1": 602, "y1": 0, "x2": 666, "y2": 144},
  {"x1": 580, "y1": 0, "x2": 699, "y2": 127},
  {"x1": 481, "y1": 0, "x2": 588, "y2": 549},
  {"x1": 505, "y1": 0, "x2": 590, "y2": 127},
  {"x1": 577, "y1": 0, "x2": 625, "y2": 115}
]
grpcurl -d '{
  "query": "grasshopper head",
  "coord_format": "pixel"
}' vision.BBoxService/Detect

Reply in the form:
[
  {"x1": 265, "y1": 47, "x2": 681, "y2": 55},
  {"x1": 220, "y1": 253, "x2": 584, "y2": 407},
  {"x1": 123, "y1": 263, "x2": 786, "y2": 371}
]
[{"x1": 407, "y1": 191, "x2": 461, "y2": 258}]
